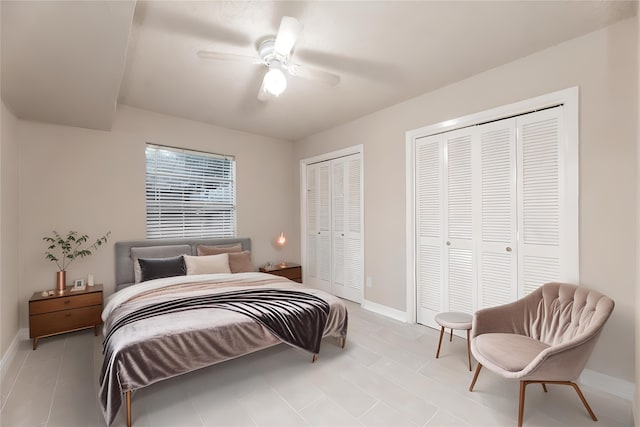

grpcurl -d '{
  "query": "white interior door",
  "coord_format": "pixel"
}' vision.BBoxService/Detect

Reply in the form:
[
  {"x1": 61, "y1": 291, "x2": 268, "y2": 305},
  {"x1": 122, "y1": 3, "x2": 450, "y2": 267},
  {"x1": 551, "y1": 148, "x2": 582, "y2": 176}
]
[
  {"x1": 332, "y1": 160, "x2": 347, "y2": 294},
  {"x1": 304, "y1": 152, "x2": 363, "y2": 302},
  {"x1": 306, "y1": 162, "x2": 331, "y2": 292},
  {"x1": 316, "y1": 162, "x2": 332, "y2": 292},
  {"x1": 306, "y1": 164, "x2": 318, "y2": 280},
  {"x1": 343, "y1": 154, "x2": 363, "y2": 302},
  {"x1": 444, "y1": 128, "x2": 477, "y2": 314},
  {"x1": 517, "y1": 108, "x2": 564, "y2": 297},
  {"x1": 411, "y1": 94, "x2": 578, "y2": 330},
  {"x1": 477, "y1": 118, "x2": 518, "y2": 308},
  {"x1": 415, "y1": 134, "x2": 444, "y2": 326},
  {"x1": 331, "y1": 154, "x2": 363, "y2": 302}
]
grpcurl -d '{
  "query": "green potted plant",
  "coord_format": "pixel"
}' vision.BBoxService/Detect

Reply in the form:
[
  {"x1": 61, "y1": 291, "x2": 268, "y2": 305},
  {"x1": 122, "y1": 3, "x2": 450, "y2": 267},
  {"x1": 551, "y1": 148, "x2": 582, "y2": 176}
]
[{"x1": 43, "y1": 230, "x2": 111, "y2": 294}]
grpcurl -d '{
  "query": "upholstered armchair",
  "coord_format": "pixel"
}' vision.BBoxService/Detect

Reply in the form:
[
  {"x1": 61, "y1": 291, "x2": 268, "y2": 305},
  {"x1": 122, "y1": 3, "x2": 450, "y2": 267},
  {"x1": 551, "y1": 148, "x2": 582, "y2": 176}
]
[{"x1": 468, "y1": 282, "x2": 614, "y2": 427}]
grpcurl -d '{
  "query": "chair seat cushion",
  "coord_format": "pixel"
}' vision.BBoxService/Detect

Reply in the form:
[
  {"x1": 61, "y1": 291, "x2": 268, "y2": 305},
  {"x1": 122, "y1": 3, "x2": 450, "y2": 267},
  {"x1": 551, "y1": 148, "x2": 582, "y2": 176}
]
[{"x1": 473, "y1": 333, "x2": 549, "y2": 372}]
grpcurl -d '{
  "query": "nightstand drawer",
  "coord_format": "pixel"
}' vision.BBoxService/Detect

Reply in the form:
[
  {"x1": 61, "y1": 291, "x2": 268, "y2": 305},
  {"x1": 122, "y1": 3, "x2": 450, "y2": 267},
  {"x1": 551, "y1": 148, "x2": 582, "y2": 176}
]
[
  {"x1": 275, "y1": 267, "x2": 302, "y2": 281},
  {"x1": 29, "y1": 305, "x2": 102, "y2": 338},
  {"x1": 29, "y1": 292, "x2": 102, "y2": 315},
  {"x1": 260, "y1": 264, "x2": 302, "y2": 283}
]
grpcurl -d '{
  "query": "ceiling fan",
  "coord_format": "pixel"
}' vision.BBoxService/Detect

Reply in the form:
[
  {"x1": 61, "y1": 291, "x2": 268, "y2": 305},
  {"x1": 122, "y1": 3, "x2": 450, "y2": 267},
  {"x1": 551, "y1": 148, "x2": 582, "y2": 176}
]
[{"x1": 197, "y1": 16, "x2": 340, "y2": 101}]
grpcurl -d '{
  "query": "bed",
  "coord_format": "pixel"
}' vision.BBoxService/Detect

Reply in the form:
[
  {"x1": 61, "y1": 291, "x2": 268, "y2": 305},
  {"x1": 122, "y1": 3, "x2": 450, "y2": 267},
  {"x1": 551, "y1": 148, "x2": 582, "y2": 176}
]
[{"x1": 100, "y1": 238, "x2": 348, "y2": 427}]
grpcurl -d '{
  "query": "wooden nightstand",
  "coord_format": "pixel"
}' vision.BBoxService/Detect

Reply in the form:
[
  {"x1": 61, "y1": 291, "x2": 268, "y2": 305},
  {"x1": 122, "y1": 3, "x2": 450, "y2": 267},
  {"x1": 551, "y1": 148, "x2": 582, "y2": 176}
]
[
  {"x1": 260, "y1": 263, "x2": 302, "y2": 283},
  {"x1": 29, "y1": 284, "x2": 103, "y2": 350}
]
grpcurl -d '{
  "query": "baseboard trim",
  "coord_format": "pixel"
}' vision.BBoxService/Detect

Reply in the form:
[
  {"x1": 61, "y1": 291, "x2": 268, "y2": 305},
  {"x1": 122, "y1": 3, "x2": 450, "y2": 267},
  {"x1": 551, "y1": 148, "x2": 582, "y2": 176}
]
[
  {"x1": 361, "y1": 299, "x2": 408, "y2": 323},
  {"x1": 579, "y1": 368, "x2": 634, "y2": 402},
  {"x1": 0, "y1": 328, "x2": 28, "y2": 381}
]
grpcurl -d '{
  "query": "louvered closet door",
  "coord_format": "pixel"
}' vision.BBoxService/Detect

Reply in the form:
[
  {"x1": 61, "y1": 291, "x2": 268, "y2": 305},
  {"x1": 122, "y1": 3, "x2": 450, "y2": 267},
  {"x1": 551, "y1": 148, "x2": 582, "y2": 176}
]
[
  {"x1": 444, "y1": 128, "x2": 478, "y2": 315},
  {"x1": 306, "y1": 164, "x2": 318, "y2": 280},
  {"x1": 477, "y1": 118, "x2": 518, "y2": 308},
  {"x1": 517, "y1": 107, "x2": 563, "y2": 297},
  {"x1": 306, "y1": 162, "x2": 331, "y2": 292},
  {"x1": 331, "y1": 154, "x2": 363, "y2": 302},
  {"x1": 413, "y1": 102, "x2": 576, "y2": 331},
  {"x1": 316, "y1": 162, "x2": 332, "y2": 290},
  {"x1": 415, "y1": 134, "x2": 444, "y2": 326},
  {"x1": 332, "y1": 160, "x2": 346, "y2": 292}
]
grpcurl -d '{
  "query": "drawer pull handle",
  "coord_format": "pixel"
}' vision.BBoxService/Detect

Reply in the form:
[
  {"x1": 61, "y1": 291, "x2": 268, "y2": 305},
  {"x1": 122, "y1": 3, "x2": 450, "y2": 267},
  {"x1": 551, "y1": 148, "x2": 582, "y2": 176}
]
[
  {"x1": 65, "y1": 314, "x2": 71, "y2": 317},
  {"x1": 64, "y1": 300, "x2": 71, "y2": 304}
]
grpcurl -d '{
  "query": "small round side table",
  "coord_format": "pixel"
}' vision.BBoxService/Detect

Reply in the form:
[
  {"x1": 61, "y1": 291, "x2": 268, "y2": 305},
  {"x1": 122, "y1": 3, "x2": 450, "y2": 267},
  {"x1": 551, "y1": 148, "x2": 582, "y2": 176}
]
[{"x1": 435, "y1": 311, "x2": 473, "y2": 371}]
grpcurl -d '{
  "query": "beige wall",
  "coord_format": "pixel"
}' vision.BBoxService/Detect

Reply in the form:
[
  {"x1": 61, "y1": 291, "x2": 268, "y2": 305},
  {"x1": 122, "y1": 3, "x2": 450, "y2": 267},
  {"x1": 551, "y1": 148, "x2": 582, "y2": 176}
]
[
  {"x1": 1, "y1": 101, "x2": 20, "y2": 359},
  {"x1": 17, "y1": 105, "x2": 295, "y2": 327},
  {"x1": 295, "y1": 18, "x2": 637, "y2": 382}
]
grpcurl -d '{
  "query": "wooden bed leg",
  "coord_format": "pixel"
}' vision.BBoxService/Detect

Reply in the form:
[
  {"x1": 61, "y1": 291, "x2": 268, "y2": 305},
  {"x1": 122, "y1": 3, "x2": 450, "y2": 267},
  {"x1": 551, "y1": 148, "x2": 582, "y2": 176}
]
[
  {"x1": 312, "y1": 354, "x2": 318, "y2": 363},
  {"x1": 126, "y1": 390, "x2": 132, "y2": 427},
  {"x1": 340, "y1": 336, "x2": 346, "y2": 349}
]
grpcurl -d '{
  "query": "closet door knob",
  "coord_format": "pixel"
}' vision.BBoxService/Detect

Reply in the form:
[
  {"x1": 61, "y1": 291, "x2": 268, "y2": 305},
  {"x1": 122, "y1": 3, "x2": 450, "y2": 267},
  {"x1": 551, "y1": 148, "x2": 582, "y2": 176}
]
[
  {"x1": 446, "y1": 241, "x2": 451, "y2": 246},
  {"x1": 506, "y1": 247, "x2": 512, "y2": 252}
]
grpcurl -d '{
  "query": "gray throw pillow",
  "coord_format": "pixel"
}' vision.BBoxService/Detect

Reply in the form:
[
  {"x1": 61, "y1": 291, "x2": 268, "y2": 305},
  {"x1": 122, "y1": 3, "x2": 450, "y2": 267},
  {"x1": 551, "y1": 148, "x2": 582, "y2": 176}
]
[
  {"x1": 131, "y1": 245, "x2": 191, "y2": 283},
  {"x1": 138, "y1": 256, "x2": 186, "y2": 282}
]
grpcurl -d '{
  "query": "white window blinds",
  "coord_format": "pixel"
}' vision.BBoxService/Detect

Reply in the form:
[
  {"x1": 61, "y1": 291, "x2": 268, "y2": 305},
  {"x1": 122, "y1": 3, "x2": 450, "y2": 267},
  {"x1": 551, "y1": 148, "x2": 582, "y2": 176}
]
[{"x1": 145, "y1": 144, "x2": 236, "y2": 239}]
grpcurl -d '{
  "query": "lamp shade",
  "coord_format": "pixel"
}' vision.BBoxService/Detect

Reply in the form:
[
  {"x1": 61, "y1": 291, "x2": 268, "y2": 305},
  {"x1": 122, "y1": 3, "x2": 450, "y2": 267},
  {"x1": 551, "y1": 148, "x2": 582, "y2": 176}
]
[
  {"x1": 263, "y1": 68, "x2": 287, "y2": 96},
  {"x1": 276, "y1": 232, "x2": 287, "y2": 248}
]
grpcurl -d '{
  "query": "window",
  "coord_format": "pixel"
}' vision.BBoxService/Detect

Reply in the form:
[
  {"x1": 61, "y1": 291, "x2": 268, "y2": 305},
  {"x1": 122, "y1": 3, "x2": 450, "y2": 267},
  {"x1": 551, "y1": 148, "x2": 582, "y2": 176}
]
[{"x1": 145, "y1": 144, "x2": 236, "y2": 239}]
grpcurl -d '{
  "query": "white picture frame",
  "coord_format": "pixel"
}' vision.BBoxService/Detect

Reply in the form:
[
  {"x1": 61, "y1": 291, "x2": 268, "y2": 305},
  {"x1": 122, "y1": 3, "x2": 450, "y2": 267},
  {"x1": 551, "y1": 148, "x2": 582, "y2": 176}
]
[{"x1": 72, "y1": 279, "x2": 85, "y2": 290}]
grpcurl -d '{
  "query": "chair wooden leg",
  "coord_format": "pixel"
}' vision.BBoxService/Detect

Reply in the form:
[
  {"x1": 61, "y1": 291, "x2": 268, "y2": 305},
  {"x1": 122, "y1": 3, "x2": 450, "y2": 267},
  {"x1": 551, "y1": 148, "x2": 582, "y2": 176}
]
[
  {"x1": 570, "y1": 382, "x2": 598, "y2": 421},
  {"x1": 518, "y1": 381, "x2": 528, "y2": 427},
  {"x1": 521, "y1": 380, "x2": 597, "y2": 424},
  {"x1": 126, "y1": 390, "x2": 132, "y2": 427},
  {"x1": 466, "y1": 329, "x2": 472, "y2": 371},
  {"x1": 435, "y1": 326, "x2": 445, "y2": 358},
  {"x1": 468, "y1": 363, "x2": 482, "y2": 391}
]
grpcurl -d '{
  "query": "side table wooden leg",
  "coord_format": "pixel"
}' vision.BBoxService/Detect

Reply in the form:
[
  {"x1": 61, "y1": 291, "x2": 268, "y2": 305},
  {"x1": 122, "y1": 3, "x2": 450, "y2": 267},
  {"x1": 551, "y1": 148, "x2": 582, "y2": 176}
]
[
  {"x1": 94, "y1": 324, "x2": 99, "y2": 336},
  {"x1": 33, "y1": 337, "x2": 39, "y2": 350},
  {"x1": 466, "y1": 328, "x2": 472, "y2": 371},
  {"x1": 435, "y1": 326, "x2": 445, "y2": 358}
]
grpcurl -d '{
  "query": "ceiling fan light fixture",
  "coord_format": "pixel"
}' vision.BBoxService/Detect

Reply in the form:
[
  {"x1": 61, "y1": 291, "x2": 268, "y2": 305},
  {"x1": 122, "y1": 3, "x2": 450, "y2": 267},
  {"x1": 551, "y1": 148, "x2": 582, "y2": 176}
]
[
  {"x1": 263, "y1": 67, "x2": 287, "y2": 96},
  {"x1": 198, "y1": 16, "x2": 340, "y2": 101}
]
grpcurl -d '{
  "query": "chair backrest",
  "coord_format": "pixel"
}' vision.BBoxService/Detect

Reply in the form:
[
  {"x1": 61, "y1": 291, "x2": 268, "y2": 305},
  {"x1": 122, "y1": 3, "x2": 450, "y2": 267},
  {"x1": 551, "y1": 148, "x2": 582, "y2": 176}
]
[{"x1": 522, "y1": 282, "x2": 615, "y2": 346}]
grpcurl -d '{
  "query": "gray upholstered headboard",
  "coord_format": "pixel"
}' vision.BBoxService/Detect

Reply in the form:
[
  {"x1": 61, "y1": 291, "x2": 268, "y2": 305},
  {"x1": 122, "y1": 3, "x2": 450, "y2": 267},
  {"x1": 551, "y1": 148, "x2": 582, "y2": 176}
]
[{"x1": 114, "y1": 237, "x2": 251, "y2": 290}]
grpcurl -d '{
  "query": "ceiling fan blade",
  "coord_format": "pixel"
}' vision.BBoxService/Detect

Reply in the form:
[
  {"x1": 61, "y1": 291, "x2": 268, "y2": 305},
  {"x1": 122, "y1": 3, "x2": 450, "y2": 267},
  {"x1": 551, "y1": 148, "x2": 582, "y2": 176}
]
[
  {"x1": 197, "y1": 50, "x2": 261, "y2": 64},
  {"x1": 274, "y1": 16, "x2": 303, "y2": 57},
  {"x1": 257, "y1": 78, "x2": 271, "y2": 101},
  {"x1": 287, "y1": 63, "x2": 341, "y2": 86}
]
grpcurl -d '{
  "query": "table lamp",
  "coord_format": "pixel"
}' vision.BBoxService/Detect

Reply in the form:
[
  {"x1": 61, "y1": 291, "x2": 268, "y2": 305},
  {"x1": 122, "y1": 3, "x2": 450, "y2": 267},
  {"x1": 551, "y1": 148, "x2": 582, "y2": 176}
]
[{"x1": 276, "y1": 232, "x2": 287, "y2": 267}]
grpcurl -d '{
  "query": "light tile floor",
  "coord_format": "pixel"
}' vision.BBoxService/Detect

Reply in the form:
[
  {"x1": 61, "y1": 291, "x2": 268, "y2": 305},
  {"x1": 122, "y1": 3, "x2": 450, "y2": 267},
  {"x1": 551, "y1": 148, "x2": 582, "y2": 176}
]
[{"x1": 0, "y1": 300, "x2": 633, "y2": 427}]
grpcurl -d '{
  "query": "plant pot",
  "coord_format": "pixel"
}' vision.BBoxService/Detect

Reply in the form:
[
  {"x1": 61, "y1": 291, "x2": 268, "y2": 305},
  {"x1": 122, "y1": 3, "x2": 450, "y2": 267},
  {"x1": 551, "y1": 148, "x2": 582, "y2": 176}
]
[{"x1": 56, "y1": 271, "x2": 66, "y2": 294}]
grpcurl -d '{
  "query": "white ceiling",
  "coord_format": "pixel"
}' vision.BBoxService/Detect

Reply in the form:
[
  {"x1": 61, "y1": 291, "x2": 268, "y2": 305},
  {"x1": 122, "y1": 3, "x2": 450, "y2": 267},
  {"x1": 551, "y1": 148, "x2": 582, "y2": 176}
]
[{"x1": 2, "y1": 1, "x2": 637, "y2": 141}]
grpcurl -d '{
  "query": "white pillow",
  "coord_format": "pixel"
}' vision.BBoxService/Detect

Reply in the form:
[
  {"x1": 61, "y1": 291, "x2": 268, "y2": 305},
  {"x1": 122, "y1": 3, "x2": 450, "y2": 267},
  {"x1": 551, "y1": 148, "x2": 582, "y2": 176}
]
[{"x1": 184, "y1": 253, "x2": 231, "y2": 275}]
